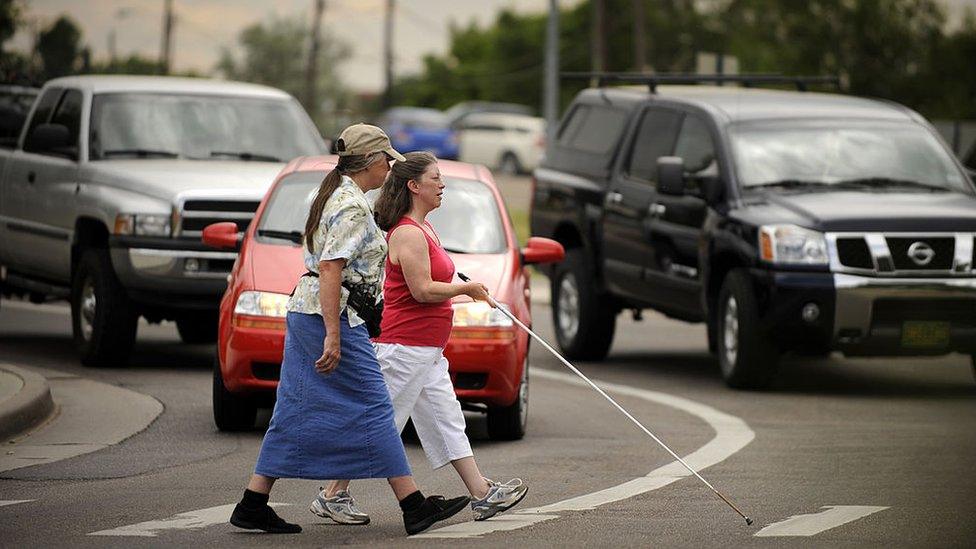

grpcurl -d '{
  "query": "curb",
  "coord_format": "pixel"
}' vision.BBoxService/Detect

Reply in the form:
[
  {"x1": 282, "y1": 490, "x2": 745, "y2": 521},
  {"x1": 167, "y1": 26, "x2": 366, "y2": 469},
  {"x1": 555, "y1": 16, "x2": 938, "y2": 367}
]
[{"x1": 0, "y1": 364, "x2": 56, "y2": 442}]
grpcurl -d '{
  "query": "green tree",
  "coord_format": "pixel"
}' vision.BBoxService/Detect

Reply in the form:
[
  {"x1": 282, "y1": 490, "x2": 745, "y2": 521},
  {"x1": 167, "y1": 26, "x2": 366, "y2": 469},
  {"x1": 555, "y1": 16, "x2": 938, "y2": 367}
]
[
  {"x1": 216, "y1": 15, "x2": 350, "y2": 134},
  {"x1": 0, "y1": 0, "x2": 23, "y2": 52},
  {"x1": 89, "y1": 54, "x2": 163, "y2": 75},
  {"x1": 36, "y1": 15, "x2": 82, "y2": 80}
]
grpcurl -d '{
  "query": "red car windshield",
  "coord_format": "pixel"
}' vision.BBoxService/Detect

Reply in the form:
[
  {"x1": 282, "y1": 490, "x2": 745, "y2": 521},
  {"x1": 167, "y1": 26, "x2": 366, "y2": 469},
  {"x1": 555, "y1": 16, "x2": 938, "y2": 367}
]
[{"x1": 256, "y1": 172, "x2": 507, "y2": 254}]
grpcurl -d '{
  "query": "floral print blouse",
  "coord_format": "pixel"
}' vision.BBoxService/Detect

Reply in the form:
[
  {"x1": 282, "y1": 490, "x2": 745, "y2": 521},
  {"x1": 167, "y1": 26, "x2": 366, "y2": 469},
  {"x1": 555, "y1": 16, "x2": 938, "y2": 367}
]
[{"x1": 287, "y1": 175, "x2": 387, "y2": 327}]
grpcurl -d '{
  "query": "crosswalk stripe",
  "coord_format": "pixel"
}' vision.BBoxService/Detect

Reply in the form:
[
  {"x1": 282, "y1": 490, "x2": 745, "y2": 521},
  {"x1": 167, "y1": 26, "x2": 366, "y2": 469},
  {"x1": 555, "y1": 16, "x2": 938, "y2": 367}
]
[
  {"x1": 87, "y1": 503, "x2": 289, "y2": 537},
  {"x1": 755, "y1": 506, "x2": 889, "y2": 537},
  {"x1": 0, "y1": 500, "x2": 34, "y2": 508}
]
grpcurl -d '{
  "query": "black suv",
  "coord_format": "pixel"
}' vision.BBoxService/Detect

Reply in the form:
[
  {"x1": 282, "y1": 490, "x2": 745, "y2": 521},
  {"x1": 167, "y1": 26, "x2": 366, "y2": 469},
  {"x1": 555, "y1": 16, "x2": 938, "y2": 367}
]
[{"x1": 530, "y1": 75, "x2": 976, "y2": 388}]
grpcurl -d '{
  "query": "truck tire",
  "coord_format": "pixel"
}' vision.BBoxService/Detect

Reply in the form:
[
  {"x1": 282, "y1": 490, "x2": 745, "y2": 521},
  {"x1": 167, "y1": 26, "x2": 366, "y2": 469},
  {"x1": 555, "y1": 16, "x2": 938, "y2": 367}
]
[
  {"x1": 716, "y1": 269, "x2": 779, "y2": 389},
  {"x1": 71, "y1": 248, "x2": 138, "y2": 367},
  {"x1": 487, "y1": 357, "x2": 529, "y2": 440},
  {"x1": 498, "y1": 152, "x2": 521, "y2": 175},
  {"x1": 552, "y1": 249, "x2": 615, "y2": 361},
  {"x1": 177, "y1": 313, "x2": 219, "y2": 344},
  {"x1": 212, "y1": 355, "x2": 257, "y2": 431}
]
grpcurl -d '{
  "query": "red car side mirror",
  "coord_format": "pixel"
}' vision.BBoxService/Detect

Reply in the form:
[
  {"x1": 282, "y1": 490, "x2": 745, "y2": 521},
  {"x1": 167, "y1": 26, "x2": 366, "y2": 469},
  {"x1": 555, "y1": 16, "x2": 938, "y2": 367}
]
[
  {"x1": 202, "y1": 222, "x2": 241, "y2": 250},
  {"x1": 520, "y1": 237, "x2": 564, "y2": 265}
]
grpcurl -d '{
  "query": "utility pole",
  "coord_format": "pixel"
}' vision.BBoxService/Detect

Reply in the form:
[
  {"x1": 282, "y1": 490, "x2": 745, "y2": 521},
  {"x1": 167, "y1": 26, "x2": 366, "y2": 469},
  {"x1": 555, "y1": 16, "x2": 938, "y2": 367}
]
[
  {"x1": 543, "y1": 0, "x2": 559, "y2": 141},
  {"x1": 632, "y1": 0, "x2": 646, "y2": 72},
  {"x1": 383, "y1": 0, "x2": 395, "y2": 108},
  {"x1": 591, "y1": 0, "x2": 607, "y2": 83},
  {"x1": 305, "y1": 0, "x2": 325, "y2": 117},
  {"x1": 160, "y1": 0, "x2": 174, "y2": 74}
]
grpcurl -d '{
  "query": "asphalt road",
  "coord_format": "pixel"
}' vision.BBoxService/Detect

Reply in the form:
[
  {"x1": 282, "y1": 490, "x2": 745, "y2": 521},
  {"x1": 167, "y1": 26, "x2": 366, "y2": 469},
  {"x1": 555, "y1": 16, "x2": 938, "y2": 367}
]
[{"x1": 1, "y1": 293, "x2": 974, "y2": 548}]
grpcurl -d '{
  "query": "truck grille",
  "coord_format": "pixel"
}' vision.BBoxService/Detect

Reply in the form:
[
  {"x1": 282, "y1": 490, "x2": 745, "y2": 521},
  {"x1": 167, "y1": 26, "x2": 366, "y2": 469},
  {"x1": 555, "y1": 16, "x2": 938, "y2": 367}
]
[
  {"x1": 836, "y1": 237, "x2": 873, "y2": 270},
  {"x1": 178, "y1": 199, "x2": 260, "y2": 239},
  {"x1": 830, "y1": 233, "x2": 974, "y2": 276}
]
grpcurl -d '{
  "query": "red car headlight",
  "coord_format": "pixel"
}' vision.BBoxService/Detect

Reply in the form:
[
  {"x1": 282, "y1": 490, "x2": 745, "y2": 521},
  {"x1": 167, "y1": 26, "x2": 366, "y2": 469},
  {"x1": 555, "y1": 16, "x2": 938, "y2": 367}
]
[{"x1": 233, "y1": 291, "x2": 289, "y2": 329}]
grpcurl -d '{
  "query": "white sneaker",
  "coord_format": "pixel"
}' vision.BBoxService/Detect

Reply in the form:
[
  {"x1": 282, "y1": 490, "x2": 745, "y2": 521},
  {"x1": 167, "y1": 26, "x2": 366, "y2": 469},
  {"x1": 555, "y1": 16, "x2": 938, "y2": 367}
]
[
  {"x1": 470, "y1": 478, "x2": 528, "y2": 521},
  {"x1": 309, "y1": 488, "x2": 370, "y2": 525}
]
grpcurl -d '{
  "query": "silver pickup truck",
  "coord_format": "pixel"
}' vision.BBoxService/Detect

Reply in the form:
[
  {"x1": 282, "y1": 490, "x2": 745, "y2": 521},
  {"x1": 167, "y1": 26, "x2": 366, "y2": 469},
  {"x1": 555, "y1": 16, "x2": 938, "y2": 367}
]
[{"x1": 0, "y1": 75, "x2": 327, "y2": 366}]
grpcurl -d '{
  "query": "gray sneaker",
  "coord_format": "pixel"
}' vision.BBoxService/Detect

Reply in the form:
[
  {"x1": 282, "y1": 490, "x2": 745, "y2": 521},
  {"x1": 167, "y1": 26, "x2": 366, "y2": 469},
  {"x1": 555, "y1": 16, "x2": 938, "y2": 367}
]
[
  {"x1": 309, "y1": 488, "x2": 370, "y2": 525},
  {"x1": 471, "y1": 478, "x2": 528, "y2": 521}
]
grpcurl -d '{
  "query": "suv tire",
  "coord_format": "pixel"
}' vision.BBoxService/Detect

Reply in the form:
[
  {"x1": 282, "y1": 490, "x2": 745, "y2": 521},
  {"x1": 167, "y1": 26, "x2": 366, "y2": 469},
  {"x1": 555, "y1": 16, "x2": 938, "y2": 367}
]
[
  {"x1": 498, "y1": 152, "x2": 521, "y2": 175},
  {"x1": 71, "y1": 248, "x2": 138, "y2": 367},
  {"x1": 486, "y1": 357, "x2": 529, "y2": 440},
  {"x1": 177, "y1": 313, "x2": 219, "y2": 344},
  {"x1": 552, "y1": 249, "x2": 615, "y2": 360},
  {"x1": 213, "y1": 354, "x2": 257, "y2": 431},
  {"x1": 717, "y1": 269, "x2": 779, "y2": 389}
]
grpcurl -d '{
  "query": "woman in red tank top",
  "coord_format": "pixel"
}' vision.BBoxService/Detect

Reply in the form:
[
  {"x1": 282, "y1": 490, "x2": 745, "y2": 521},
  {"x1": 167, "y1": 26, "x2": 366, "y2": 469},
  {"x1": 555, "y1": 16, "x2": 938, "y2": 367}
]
[{"x1": 316, "y1": 152, "x2": 528, "y2": 523}]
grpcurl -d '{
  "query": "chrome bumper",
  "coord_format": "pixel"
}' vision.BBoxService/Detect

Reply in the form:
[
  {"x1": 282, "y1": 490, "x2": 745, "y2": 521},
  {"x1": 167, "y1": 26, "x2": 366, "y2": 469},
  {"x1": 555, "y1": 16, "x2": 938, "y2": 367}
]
[
  {"x1": 127, "y1": 247, "x2": 236, "y2": 280},
  {"x1": 833, "y1": 273, "x2": 976, "y2": 340}
]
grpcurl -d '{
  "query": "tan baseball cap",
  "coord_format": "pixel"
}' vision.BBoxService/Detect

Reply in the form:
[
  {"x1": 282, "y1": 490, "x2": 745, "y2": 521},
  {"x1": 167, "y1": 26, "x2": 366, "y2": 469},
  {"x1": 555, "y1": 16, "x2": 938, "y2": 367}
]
[{"x1": 334, "y1": 123, "x2": 405, "y2": 161}]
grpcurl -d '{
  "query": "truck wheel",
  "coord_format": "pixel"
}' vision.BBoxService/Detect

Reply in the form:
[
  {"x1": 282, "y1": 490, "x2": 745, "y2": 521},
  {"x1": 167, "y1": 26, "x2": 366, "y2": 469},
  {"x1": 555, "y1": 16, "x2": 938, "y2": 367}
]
[
  {"x1": 552, "y1": 249, "x2": 615, "y2": 360},
  {"x1": 212, "y1": 355, "x2": 257, "y2": 431},
  {"x1": 498, "y1": 152, "x2": 521, "y2": 175},
  {"x1": 487, "y1": 357, "x2": 528, "y2": 440},
  {"x1": 71, "y1": 248, "x2": 138, "y2": 367},
  {"x1": 177, "y1": 313, "x2": 218, "y2": 344},
  {"x1": 717, "y1": 269, "x2": 779, "y2": 389}
]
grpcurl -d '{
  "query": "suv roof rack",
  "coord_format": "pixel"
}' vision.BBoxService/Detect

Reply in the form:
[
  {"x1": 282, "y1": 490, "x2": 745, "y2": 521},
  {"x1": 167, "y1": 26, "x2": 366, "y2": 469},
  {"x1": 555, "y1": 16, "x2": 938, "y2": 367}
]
[{"x1": 562, "y1": 72, "x2": 842, "y2": 93}]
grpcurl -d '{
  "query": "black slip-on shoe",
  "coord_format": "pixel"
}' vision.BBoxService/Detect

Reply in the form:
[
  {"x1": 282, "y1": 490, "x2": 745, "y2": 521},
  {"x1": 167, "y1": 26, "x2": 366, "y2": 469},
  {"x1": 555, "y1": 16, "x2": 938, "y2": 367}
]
[
  {"x1": 402, "y1": 495, "x2": 470, "y2": 536},
  {"x1": 230, "y1": 502, "x2": 302, "y2": 534}
]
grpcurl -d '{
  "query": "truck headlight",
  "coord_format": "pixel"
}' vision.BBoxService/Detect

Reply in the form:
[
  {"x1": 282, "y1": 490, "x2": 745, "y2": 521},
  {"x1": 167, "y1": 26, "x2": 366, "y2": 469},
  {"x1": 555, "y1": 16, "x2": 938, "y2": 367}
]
[
  {"x1": 234, "y1": 291, "x2": 290, "y2": 318},
  {"x1": 759, "y1": 225, "x2": 828, "y2": 265},
  {"x1": 453, "y1": 301, "x2": 513, "y2": 327},
  {"x1": 114, "y1": 214, "x2": 172, "y2": 237}
]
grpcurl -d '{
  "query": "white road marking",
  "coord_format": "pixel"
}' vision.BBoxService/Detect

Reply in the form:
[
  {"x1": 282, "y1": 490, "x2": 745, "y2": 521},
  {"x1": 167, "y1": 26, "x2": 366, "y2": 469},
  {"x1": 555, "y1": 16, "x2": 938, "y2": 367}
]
[
  {"x1": 0, "y1": 500, "x2": 34, "y2": 508},
  {"x1": 417, "y1": 368, "x2": 755, "y2": 539},
  {"x1": 755, "y1": 506, "x2": 889, "y2": 537},
  {"x1": 88, "y1": 503, "x2": 289, "y2": 537}
]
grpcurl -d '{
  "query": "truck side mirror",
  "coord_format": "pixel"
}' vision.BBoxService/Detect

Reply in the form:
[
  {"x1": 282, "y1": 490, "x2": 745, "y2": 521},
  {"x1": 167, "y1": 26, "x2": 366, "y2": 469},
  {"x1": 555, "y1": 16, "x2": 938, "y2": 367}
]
[
  {"x1": 24, "y1": 123, "x2": 74, "y2": 158},
  {"x1": 657, "y1": 156, "x2": 685, "y2": 196}
]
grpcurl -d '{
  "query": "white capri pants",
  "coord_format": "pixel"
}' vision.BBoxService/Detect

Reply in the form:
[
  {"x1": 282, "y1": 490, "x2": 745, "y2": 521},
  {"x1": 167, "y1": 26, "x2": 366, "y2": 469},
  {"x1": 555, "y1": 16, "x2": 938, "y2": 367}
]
[{"x1": 373, "y1": 342, "x2": 473, "y2": 470}]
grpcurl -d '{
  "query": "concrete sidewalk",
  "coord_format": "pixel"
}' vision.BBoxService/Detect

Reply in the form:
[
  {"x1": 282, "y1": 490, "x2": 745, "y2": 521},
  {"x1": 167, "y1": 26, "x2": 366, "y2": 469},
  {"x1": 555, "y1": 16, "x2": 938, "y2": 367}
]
[
  {"x1": 0, "y1": 364, "x2": 163, "y2": 474},
  {"x1": 0, "y1": 363, "x2": 55, "y2": 442}
]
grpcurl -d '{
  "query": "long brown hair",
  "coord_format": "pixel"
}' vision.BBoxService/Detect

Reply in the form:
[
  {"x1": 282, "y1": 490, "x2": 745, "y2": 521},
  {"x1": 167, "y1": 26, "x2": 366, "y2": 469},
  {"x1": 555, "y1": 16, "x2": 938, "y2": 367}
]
[
  {"x1": 373, "y1": 151, "x2": 437, "y2": 231},
  {"x1": 303, "y1": 152, "x2": 384, "y2": 253}
]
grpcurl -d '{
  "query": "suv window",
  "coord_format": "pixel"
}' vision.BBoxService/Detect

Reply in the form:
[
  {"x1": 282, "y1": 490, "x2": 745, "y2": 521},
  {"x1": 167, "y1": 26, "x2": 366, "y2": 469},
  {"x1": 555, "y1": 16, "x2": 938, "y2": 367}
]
[
  {"x1": 626, "y1": 108, "x2": 682, "y2": 182},
  {"x1": 24, "y1": 87, "x2": 63, "y2": 141},
  {"x1": 49, "y1": 89, "x2": 83, "y2": 149},
  {"x1": 674, "y1": 115, "x2": 716, "y2": 175},
  {"x1": 559, "y1": 105, "x2": 628, "y2": 154}
]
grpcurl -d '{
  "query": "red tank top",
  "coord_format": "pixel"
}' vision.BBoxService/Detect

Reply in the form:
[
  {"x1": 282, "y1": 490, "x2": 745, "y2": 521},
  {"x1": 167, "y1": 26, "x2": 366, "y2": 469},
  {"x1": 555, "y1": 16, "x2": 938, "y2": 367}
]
[{"x1": 374, "y1": 216, "x2": 455, "y2": 348}]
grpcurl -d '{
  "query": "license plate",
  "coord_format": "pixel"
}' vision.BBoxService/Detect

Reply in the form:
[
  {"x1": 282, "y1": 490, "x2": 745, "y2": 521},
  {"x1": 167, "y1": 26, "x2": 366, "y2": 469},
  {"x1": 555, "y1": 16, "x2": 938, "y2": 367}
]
[{"x1": 901, "y1": 321, "x2": 951, "y2": 348}]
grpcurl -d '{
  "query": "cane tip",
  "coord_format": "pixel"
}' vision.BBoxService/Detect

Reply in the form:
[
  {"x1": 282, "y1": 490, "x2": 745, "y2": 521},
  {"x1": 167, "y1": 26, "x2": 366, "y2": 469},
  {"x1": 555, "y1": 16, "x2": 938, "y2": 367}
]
[{"x1": 745, "y1": 517, "x2": 753, "y2": 526}]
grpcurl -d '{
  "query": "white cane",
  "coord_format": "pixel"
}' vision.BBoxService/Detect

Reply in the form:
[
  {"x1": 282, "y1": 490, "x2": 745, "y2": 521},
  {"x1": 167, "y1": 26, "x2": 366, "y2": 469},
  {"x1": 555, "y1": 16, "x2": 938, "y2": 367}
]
[{"x1": 458, "y1": 272, "x2": 753, "y2": 526}]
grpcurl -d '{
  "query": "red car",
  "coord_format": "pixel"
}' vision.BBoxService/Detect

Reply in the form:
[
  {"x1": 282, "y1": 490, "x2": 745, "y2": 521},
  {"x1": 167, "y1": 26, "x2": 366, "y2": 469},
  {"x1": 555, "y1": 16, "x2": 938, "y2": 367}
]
[{"x1": 203, "y1": 155, "x2": 564, "y2": 440}]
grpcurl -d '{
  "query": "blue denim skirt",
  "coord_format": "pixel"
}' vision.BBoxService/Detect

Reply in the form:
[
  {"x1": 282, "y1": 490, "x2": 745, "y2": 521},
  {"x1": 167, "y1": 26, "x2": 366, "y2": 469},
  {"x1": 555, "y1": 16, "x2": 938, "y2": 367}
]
[{"x1": 254, "y1": 311, "x2": 412, "y2": 480}]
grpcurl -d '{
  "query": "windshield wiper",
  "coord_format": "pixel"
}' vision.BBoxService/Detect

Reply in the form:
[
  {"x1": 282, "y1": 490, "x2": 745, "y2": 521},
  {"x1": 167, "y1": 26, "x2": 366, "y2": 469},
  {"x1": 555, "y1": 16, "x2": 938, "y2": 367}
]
[
  {"x1": 210, "y1": 150, "x2": 283, "y2": 162},
  {"x1": 749, "y1": 179, "x2": 835, "y2": 190},
  {"x1": 443, "y1": 246, "x2": 468, "y2": 254},
  {"x1": 832, "y1": 177, "x2": 947, "y2": 192},
  {"x1": 257, "y1": 229, "x2": 303, "y2": 244},
  {"x1": 102, "y1": 148, "x2": 179, "y2": 158}
]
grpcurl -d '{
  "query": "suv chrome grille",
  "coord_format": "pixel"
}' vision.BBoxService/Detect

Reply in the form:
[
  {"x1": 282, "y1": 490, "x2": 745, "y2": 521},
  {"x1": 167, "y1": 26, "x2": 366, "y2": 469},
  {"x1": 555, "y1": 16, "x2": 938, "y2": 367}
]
[
  {"x1": 178, "y1": 199, "x2": 260, "y2": 239},
  {"x1": 828, "y1": 233, "x2": 975, "y2": 277}
]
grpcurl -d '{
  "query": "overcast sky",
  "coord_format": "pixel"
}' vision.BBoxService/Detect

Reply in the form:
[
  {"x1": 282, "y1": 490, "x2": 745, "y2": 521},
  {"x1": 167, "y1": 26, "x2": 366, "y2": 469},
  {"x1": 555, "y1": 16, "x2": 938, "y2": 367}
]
[{"x1": 10, "y1": 0, "x2": 975, "y2": 93}]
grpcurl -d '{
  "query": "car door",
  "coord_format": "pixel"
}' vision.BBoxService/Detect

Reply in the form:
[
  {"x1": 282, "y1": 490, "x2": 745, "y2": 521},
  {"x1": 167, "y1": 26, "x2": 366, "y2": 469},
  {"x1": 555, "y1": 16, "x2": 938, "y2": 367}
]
[
  {"x1": 601, "y1": 107, "x2": 682, "y2": 303},
  {"x1": 3, "y1": 88, "x2": 81, "y2": 280},
  {"x1": 459, "y1": 122, "x2": 503, "y2": 166},
  {"x1": 643, "y1": 112, "x2": 718, "y2": 318}
]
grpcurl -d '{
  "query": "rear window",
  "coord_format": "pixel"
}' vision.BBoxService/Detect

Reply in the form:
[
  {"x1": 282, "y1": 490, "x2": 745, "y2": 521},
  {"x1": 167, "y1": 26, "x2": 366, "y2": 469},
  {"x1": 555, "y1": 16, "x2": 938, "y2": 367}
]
[{"x1": 558, "y1": 104, "x2": 628, "y2": 154}]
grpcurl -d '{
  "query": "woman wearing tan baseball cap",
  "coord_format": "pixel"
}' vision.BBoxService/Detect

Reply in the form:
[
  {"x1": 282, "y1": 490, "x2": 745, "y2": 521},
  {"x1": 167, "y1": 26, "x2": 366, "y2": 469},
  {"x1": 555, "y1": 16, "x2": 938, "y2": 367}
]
[{"x1": 231, "y1": 124, "x2": 470, "y2": 536}]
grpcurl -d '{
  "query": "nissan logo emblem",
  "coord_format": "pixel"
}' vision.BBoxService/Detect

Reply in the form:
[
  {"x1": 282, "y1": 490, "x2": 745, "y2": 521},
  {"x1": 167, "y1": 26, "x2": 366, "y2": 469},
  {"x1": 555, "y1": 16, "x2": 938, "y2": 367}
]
[{"x1": 907, "y1": 241, "x2": 936, "y2": 266}]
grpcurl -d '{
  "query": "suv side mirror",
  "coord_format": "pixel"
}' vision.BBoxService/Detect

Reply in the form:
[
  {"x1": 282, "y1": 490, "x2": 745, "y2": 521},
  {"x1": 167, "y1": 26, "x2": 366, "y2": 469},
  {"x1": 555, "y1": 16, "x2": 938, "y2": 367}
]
[
  {"x1": 657, "y1": 156, "x2": 685, "y2": 196},
  {"x1": 520, "y1": 237, "x2": 565, "y2": 265},
  {"x1": 24, "y1": 123, "x2": 75, "y2": 158},
  {"x1": 202, "y1": 222, "x2": 241, "y2": 250}
]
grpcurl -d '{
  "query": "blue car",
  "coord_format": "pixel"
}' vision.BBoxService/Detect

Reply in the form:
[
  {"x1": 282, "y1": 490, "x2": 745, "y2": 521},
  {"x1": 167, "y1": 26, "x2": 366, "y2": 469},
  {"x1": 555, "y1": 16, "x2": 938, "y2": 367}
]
[{"x1": 376, "y1": 107, "x2": 459, "y2": 160}]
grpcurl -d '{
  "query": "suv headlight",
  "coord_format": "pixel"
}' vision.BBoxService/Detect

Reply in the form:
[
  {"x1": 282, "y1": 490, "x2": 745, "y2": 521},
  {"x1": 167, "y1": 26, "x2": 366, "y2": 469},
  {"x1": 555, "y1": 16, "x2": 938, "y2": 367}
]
[
  {"x1": 453, "y1": 301, "x2": 513, "y2": 327},
  {"x1": 759, "y1": 224, "x2": 828, "y2": 265},
  {"x1": 234, "y1": 291, "x2": 290, "y2": 318},
  {"x1": 114, "y1": 214, "x2": 172, "y2": 237}
]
